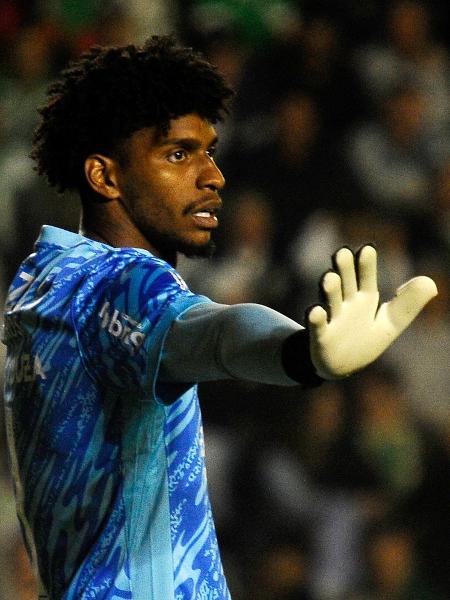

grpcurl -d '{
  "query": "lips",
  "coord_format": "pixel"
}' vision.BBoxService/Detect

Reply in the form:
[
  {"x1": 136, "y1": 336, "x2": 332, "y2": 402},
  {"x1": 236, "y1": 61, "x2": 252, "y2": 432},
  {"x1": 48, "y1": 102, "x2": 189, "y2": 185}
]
[
  {"x1": 186, "y1": 197, "x2": 222, "y2": 228},
  {"x1": 191, "y1": 210, "x2": 219, "y2": 228}
]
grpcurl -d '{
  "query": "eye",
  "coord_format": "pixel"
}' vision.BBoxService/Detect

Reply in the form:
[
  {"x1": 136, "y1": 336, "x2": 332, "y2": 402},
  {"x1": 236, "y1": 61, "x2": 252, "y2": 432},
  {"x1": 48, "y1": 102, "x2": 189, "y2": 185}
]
[
  {"x1": 168, "y1": 149, "x2": 187, "y2": 163},
  {"x1": 206, "y1": 146, "x2": 217, "y2": 159}
]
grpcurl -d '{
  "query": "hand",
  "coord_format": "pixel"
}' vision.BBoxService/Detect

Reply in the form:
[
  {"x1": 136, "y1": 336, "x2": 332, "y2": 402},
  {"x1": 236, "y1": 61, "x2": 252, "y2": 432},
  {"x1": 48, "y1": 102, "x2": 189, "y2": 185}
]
[{"x1": 307, "y1": 245, "x2": 438, "y2": 379}]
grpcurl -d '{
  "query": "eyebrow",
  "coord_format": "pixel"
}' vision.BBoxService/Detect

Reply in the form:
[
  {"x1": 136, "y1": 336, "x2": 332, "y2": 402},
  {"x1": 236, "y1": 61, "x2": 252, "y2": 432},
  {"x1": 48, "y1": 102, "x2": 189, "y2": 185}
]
[{"x1": 158, "y1": 135, "x2": 219, "y2": 149}]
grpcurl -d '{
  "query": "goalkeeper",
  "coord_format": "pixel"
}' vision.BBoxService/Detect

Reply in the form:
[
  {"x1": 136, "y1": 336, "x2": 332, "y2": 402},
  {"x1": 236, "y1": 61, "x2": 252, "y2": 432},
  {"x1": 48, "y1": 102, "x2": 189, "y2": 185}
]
[{"x1": 2, "y1": 37, "x2": 437, "y2": 600}]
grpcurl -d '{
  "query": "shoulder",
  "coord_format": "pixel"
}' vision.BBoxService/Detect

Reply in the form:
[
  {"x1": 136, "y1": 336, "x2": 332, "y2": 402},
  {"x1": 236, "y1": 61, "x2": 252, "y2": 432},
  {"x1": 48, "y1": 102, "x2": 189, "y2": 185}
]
[
  {"x1": 94, "y1": 249, "x2": 191, "y2": 298},
  {"x1": 73, "y1": 247, "x2": 195, "y2": 326}
]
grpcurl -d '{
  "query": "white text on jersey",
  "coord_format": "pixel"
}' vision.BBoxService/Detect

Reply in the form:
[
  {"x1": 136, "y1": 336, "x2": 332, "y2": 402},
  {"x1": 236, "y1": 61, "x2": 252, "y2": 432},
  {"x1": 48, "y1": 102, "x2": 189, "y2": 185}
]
[{"x1": 99, "y1": 301, "x2": 146, "y2": 354}]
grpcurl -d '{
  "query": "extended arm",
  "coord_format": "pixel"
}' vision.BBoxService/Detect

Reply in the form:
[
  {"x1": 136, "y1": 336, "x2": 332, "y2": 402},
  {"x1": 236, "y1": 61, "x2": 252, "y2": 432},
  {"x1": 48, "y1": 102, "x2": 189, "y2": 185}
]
[
  {"x1": 160, "y1": 302, "x2": 320, "y2": 386},
  {"x1": 160, "y1": 245, "x2": 438, "y2": 386}
]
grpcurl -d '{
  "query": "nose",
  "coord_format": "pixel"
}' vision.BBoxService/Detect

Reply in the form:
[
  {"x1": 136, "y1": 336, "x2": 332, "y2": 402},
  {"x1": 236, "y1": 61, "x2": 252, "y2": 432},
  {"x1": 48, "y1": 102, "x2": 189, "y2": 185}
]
[{"x1": 197, "y1": 157, "x2": 225, "y2": 192}]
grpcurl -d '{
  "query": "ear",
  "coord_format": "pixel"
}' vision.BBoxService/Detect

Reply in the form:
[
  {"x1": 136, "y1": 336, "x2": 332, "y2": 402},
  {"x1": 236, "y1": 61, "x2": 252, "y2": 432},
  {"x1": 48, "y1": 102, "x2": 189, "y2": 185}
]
[{"x1": 84, "y1": 154, "x2": 121, "y2": 200}]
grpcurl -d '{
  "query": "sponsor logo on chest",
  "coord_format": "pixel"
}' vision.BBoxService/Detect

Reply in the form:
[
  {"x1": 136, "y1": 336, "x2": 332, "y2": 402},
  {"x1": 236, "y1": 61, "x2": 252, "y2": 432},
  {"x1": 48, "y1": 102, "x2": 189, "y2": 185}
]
[{"x1": 98, "y1": 301, "x2": 146, "y2": 353}]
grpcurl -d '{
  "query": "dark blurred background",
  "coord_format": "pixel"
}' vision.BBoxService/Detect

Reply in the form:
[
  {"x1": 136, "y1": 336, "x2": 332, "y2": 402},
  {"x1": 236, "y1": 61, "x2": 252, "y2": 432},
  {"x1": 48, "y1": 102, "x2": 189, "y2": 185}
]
[{"x1": 0, "y1": 1, "x2": 449, "y2": 599}]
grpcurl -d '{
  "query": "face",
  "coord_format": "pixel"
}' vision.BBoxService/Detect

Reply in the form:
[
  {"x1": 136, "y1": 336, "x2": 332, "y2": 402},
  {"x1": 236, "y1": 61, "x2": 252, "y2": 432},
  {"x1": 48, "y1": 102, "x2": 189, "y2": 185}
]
[{"x1": 114, "y1": 113, "x2": 225, "y2": 262}]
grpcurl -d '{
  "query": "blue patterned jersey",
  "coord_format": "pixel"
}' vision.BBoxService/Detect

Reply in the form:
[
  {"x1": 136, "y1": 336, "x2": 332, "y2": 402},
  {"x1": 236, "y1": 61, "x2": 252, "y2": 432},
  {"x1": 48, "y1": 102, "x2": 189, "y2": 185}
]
[{"x1": 2, "y1": 226, "x2": 231, "y2": 600}]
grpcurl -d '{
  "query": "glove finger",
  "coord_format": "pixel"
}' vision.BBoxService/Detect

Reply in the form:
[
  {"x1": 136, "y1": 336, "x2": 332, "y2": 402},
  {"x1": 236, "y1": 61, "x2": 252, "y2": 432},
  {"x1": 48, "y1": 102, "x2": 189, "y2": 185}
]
[
  {"x1": 381, "y1": 275, "x2": 438, "y2": 333},
  {"x1": 307, "y1": 304, "x2": 328, "y2": 331},
  {"x1": 333, "y1": 247, "x2": 358, "y2": 299},
  {"x1": 321, "y1": 271, "x2": 343, "y2": 318},
  {"x1": 357, "y1": 245, "x2": 378, "y2": 294}
]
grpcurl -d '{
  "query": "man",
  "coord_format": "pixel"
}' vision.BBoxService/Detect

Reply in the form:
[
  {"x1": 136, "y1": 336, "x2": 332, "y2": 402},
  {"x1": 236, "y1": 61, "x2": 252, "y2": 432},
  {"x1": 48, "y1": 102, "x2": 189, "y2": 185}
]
[{"x1": 2, "y1": 36, "x2": 437, "y2": 600}]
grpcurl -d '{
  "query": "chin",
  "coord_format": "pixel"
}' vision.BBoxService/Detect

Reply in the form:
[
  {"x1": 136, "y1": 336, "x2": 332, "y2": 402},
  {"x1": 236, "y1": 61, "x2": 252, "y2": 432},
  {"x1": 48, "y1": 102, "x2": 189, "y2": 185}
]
[
  {"x1": 143, "y1": 226, "x2": 216, "y2": 262},
  {"x1": 178, "y1": 239, "x2": 216, "y2": 259}
]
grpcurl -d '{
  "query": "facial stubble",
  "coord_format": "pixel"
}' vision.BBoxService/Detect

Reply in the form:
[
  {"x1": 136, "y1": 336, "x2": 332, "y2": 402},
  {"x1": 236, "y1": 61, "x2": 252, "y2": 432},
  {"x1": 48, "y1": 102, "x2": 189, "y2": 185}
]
[{"x1": 123, "y1": 185, "x2": 217, "y2": 265}]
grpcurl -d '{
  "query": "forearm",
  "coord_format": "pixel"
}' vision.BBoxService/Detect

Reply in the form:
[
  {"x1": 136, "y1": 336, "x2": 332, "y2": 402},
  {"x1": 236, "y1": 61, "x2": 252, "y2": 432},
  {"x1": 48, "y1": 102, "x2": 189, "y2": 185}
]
[{"x1": 160, "y1": 302, "x2": 322, "y2": 387}]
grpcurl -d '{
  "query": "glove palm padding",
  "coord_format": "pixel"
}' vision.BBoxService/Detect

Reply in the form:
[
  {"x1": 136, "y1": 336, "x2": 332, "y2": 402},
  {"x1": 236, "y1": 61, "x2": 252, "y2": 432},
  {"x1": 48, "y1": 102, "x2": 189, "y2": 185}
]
[{"x1": 308, "y1": 245, "x2": 438, "y2": 379}]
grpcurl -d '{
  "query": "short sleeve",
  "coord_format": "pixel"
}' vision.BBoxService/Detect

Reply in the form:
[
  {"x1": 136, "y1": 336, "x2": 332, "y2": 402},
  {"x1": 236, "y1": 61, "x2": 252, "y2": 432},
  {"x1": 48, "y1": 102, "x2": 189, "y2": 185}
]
[{"x1": 72, "y1": 254, "x2": 209, "y2": 400}]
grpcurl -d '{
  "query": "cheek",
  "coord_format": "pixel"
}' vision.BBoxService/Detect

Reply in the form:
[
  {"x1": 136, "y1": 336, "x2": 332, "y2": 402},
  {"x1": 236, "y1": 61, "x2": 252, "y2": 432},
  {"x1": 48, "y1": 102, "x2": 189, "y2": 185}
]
[
  {"x1": 147, "y1": 172, "x2": 190, "y2": 216},
  {"x1": 121, "y1": 162, "x2": 188, "y2": 222},
  {"x1": 131, "y1": 179, "x2": 181, "y2": 226},
  {"x1": 155, "y1": 168, "x2": 191, "y2": 200}
]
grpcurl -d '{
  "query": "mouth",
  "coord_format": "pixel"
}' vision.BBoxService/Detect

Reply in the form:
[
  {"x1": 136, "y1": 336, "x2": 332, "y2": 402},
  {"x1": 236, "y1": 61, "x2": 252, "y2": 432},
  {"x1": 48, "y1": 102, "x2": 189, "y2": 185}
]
[
  {"x1": 187, "y1": 199, "x2": 222, "y2": 229},
  {"x1": 191, "y1": 209, "x2": 219, "y2": 229}
]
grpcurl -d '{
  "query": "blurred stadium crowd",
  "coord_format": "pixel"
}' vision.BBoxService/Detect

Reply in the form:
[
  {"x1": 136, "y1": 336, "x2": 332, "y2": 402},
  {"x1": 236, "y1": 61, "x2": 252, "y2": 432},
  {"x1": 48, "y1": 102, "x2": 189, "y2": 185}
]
[{"x1": 0, "y1": 1, "x2": 449, "y2": 598}]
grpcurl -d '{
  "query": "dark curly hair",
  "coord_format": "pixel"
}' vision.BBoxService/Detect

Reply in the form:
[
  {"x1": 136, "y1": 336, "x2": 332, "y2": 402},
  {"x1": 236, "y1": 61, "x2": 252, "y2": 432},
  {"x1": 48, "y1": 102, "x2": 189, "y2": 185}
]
[{"x1": 31, "y1": 35, "x2": 234, "y2": 193}]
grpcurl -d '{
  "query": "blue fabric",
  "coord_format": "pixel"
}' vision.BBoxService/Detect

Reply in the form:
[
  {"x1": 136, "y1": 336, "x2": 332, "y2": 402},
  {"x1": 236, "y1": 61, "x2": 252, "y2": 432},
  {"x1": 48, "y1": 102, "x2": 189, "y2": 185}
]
[{"x1": 2, "y1": 226, "x2": 231, "y2": 600}]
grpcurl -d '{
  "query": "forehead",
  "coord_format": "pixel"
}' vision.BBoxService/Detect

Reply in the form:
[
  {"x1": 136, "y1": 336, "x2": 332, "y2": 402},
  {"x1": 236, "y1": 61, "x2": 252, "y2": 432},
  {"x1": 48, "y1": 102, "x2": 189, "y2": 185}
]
[
  {"x1": 127, "y1": 113, "x2": 218, "y2": 153},
  {"x1": 161, "y1": 113, "x2": 217, "y2": 142}
]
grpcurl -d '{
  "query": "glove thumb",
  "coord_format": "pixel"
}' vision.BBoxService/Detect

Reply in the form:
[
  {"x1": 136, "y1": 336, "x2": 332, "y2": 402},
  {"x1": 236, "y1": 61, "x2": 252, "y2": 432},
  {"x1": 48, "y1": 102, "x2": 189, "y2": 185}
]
[{"x1": 378, "y1": 275, "x2": 438, "y2": 334}]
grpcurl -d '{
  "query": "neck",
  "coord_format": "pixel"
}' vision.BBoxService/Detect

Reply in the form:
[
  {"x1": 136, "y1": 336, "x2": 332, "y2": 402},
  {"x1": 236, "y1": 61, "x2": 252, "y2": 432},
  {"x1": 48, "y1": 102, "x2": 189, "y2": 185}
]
[{"x1": 80, "y1": 197, "x2": 176, "y2": 265}]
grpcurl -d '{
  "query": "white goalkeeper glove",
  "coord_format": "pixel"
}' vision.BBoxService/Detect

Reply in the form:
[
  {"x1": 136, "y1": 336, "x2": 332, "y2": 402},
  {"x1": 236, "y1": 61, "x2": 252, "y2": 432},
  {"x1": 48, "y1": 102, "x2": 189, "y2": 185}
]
[{"x1": 308, "y1": 245, "x2": 438, "y2": 380}]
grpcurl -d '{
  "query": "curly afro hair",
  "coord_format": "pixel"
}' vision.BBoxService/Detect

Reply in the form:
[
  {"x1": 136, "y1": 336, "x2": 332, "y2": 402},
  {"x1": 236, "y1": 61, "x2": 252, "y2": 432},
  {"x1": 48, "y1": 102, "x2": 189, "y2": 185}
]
[{"x1": 31, "y1": 35, "x2": 234, "y2": 193}]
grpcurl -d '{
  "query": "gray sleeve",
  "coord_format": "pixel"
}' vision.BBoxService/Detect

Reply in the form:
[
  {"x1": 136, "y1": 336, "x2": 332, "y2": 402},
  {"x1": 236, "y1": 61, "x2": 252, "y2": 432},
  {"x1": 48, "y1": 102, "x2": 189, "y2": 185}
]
[{"x1": 159, "y1": 302, "x2": 304, "y2": 386}]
